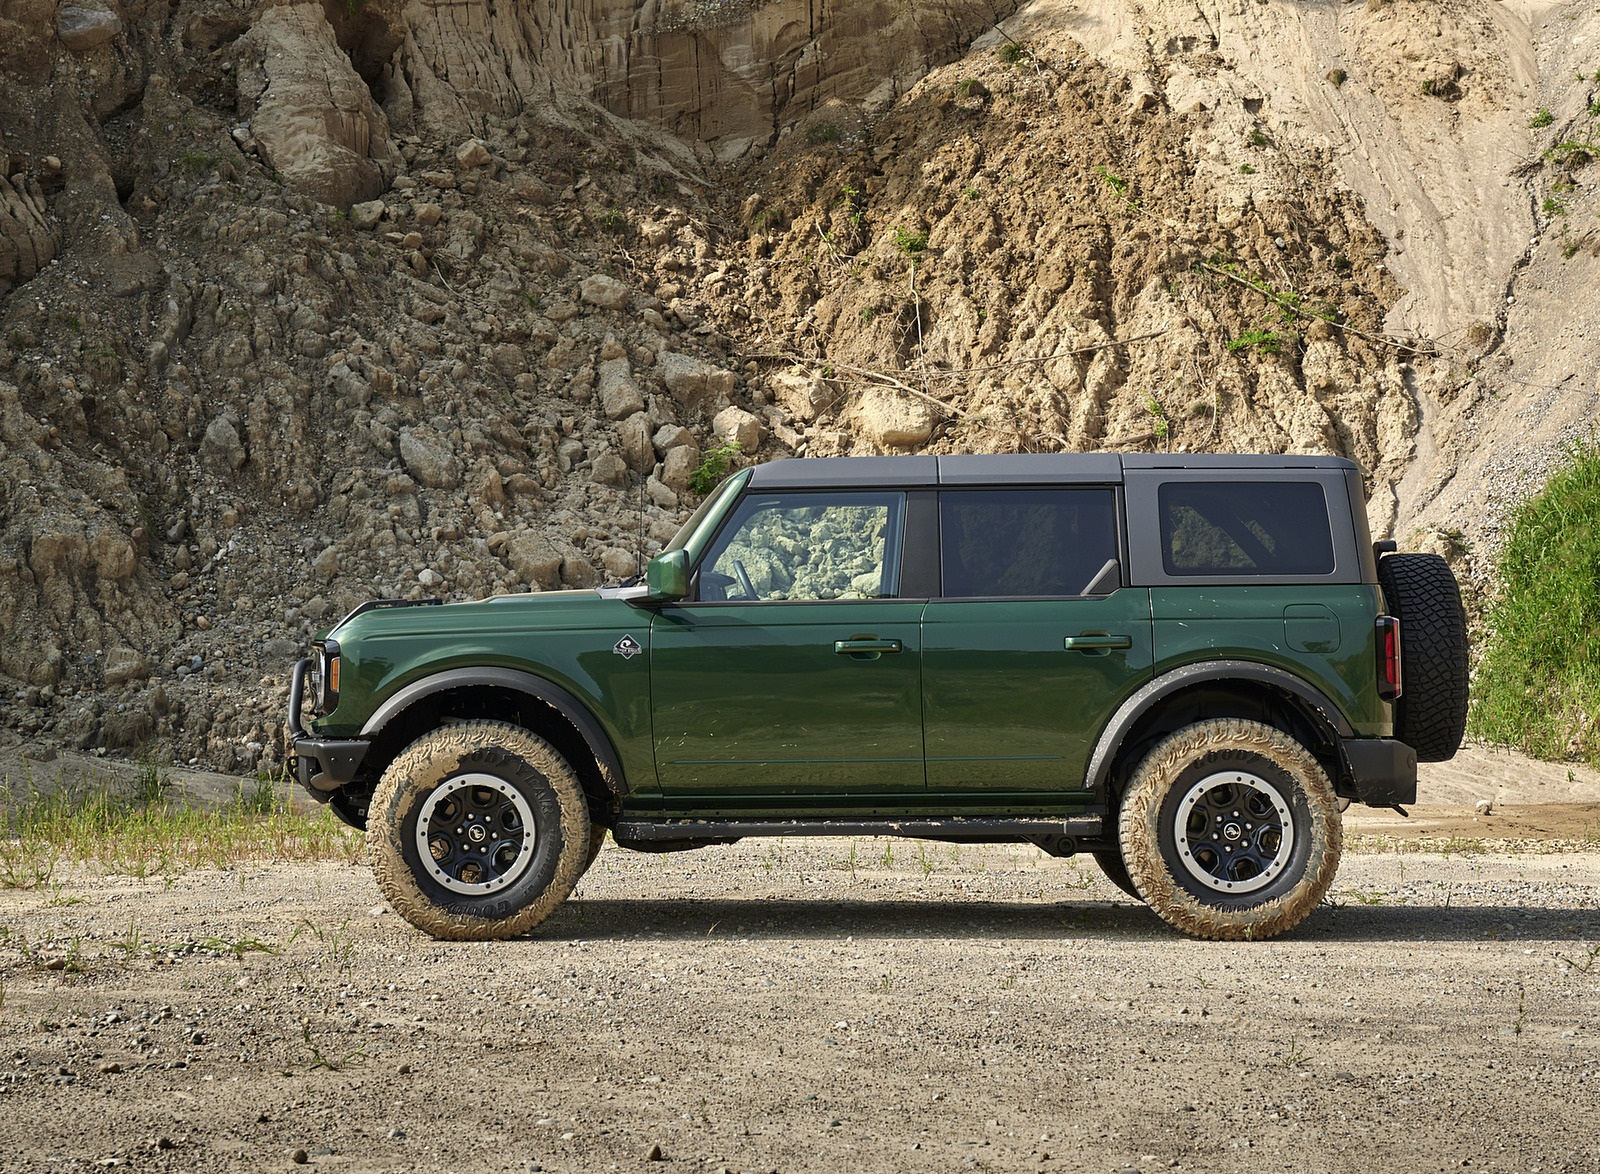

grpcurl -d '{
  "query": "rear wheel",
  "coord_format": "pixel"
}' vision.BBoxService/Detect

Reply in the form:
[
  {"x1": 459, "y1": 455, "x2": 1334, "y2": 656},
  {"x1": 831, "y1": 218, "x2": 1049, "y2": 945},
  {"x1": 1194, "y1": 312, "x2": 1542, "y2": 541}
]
[
  {"x1": 368, "y1": 721, "x2": 591, "y2": 941},
  {"x1": 1119, "y1": 719, "x2": 1342, "y2": 940}
]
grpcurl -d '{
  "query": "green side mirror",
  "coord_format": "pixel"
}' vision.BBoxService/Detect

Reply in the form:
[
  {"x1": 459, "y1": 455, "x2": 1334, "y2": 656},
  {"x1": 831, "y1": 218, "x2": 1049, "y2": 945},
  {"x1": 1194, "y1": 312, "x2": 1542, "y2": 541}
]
[{"x1": 645, "y1": 549, "x2": 689, "y2": 602}]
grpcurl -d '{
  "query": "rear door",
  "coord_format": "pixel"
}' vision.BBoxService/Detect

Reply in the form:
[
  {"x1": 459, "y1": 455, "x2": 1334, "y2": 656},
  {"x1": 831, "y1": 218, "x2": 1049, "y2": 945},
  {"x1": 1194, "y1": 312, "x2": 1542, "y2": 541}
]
[{"x1": 921, "y1": 486, "x2": 1153, "y2": 797}]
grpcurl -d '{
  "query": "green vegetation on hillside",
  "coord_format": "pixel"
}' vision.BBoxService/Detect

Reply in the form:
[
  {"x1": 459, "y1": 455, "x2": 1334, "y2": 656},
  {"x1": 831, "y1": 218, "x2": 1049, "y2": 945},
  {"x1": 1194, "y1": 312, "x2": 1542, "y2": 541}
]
[{"x1": 1470, "y1": 443, "x2": 1600, "y2": 765}]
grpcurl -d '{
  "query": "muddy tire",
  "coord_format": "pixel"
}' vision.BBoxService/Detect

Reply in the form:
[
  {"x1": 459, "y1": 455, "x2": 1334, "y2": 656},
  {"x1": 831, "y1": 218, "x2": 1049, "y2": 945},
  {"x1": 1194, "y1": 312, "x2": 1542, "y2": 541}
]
[
  {"x1": 582, "y1": 824, "x2": 608, "y2": 875},
  {"x1": 1377, "y1": 552, "x2": 1469, "y2": 762},
  {"x1": 1118, "y1": 719, "x2": 1342, "y2": 940},
  {"x1": 1092, "y1": 849, "x2": 1141, "y2": 900},
  {"x1": 368, "y1": 721, "x2": 591, "y2": 941}
]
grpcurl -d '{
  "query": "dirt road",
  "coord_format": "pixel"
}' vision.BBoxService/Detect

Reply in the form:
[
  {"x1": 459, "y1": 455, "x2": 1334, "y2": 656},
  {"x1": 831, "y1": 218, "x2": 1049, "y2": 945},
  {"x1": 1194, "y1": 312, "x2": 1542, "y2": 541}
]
[{"x1": 1, "y1": 825, "x2": 1597, "y2": 1174}]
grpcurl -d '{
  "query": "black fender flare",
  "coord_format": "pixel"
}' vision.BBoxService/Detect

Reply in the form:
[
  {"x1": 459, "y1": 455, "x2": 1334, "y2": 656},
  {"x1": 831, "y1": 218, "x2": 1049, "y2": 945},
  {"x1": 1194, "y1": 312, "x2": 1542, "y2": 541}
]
[
  {"x1": 360, "y1": 668, "x2": 629, "y2": 799},
  {"x1": 1084, "y1": 660, "x2": 1355, "y2": 797}
]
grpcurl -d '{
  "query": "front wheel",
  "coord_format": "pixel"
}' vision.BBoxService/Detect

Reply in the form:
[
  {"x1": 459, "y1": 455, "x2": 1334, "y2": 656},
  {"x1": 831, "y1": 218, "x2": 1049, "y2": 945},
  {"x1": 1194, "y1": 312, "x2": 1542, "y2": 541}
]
[
  {"x1": 368, "y1": 721, "x2": 591, "y2": 941},
  {"x1": 1118, "y1": 719, "x2": 1342, "y2": 940}
]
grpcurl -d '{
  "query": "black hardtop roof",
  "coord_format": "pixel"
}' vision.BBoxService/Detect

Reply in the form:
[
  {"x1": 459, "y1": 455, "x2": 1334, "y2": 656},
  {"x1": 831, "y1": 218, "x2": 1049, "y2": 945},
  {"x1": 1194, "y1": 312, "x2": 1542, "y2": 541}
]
[{"x1": 746, "y1": 452, "x2": 1357, "y2": 489}]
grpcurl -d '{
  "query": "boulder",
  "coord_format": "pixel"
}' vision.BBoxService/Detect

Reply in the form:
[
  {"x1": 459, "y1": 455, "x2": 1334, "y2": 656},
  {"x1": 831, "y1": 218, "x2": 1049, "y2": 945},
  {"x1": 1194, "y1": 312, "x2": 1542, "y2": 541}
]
[
  {"x1": 856, "y1": 388, "x2": 936, "y2": 448},
  {"x1": 713, "y1": 406, "x2": 763, "y2": 453},
  {"x1": 659, "y1": 352, "x2": 736, "y2": 410},
  {"x1": 580, "y1": 274, "x2": 630, "y2": 310},
  {"x1": 597, "y1": 359, "x2": 645, "y2": 419},
  {"x1": 57, "y1": 5, "x2": 121, "y2": 50},
  {"x1": 235, "y1": 4, "x2": 398, "y2": 207},
  {"x1": 399, "y1": 429, "x2": 461, "y2": 489},
  {"x1": 770, "y1": 369, "x2": 839, "y2": 421}
]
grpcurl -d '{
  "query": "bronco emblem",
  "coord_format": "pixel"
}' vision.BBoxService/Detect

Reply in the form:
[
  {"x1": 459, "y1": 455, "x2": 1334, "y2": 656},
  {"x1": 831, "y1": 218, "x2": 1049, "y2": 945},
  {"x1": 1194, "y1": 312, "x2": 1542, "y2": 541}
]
[{"x1": 613, "y1": 634, "x2": 643, "y2": 660}]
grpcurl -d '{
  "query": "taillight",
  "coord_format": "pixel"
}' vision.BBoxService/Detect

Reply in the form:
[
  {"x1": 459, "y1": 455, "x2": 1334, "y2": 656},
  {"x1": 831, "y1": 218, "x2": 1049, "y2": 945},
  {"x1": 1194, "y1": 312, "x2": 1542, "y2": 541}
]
[
  {"x1": 1376, "y1": 616, "x2": 1401, "y2": 701},
  {"x1": 317, "y1": 639, "x2": 341, "y2": 712}
]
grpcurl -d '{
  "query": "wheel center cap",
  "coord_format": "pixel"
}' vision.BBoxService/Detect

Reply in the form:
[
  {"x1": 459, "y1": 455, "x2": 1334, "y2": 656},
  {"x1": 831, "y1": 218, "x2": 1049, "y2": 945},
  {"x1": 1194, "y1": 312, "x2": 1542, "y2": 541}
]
[
  {"x1": 1222, "y1": 822, "x2": 1244, "y2": 843},
  {"x1": 467, "y1": 823, "x2": 488, "y2": 844}
]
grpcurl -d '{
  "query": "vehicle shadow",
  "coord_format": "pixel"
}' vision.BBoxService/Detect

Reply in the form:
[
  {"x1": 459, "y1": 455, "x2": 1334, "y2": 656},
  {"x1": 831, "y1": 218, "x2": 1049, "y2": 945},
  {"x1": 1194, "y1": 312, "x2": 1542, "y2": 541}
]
[{"x1": 545, "y1": 897, "x2": 1600, "y2": 943}]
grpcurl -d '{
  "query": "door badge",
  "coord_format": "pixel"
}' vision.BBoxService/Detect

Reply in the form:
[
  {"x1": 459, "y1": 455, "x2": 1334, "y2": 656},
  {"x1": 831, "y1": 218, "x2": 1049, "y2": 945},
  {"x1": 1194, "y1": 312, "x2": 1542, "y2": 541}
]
[{"x1": 613, "y1": 634, "x2": 643, "y2": 660}]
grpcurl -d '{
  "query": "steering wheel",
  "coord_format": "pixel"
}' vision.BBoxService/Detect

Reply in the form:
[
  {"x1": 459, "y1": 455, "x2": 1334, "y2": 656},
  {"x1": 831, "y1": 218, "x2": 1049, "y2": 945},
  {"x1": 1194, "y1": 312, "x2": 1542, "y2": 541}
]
[{"x1": 733, "y1": 559, "x2": 756, "y2": 600}]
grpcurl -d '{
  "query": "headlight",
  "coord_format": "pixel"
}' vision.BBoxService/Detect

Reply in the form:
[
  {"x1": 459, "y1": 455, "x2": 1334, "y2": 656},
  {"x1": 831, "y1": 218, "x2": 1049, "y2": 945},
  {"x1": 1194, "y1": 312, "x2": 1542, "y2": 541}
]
[{"x1": 315, "y1": 639, "x2": 341, "y2": 712}]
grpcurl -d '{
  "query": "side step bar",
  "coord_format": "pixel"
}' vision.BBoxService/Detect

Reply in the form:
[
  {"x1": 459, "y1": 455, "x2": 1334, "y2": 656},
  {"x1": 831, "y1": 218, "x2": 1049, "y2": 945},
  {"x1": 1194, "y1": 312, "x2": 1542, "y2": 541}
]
[{"x1": 613, "y1": 815, "x2": 1108, "y2": 846}]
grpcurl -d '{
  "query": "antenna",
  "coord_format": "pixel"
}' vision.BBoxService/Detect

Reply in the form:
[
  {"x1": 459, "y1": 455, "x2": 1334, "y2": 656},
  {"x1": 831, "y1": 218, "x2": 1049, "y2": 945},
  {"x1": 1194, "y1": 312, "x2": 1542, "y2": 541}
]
[{"x1": 634, "y1": 471, "x2": 647, "y2": 585}]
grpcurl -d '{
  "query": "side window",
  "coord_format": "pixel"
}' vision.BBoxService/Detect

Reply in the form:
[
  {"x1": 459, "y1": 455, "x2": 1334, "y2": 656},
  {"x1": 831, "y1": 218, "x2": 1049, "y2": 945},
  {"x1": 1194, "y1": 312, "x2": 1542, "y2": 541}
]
[
  {"x1": 940, "y1": 488, "x2": 1120, "y2": 598},
  {"x1": 1159, "y1": 481, "x2": 1334, "y2": 576},
  {"x1": 698, "y1": 492, "x2": 904, "y2": 602}
]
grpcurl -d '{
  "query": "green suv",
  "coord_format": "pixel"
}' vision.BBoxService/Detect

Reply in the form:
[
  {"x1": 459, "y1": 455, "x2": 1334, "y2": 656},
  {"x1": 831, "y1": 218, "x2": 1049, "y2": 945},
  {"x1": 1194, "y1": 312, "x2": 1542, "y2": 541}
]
[{"x1": 287, "y1": 454, "x2": 1468, "y2": 940}]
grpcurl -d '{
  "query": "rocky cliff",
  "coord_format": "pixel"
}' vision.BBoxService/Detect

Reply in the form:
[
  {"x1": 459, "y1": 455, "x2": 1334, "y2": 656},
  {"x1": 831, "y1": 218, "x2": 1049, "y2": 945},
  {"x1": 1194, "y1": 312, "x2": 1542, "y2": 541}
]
[{"x1": 0, "y1": 0, "x2": 1595, "y2": 772}]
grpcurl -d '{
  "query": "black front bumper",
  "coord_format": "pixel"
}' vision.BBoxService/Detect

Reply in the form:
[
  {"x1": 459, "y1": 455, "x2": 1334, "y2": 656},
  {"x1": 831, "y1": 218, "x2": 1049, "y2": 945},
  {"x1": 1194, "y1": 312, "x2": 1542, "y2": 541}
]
[
  {"x1": 288, "y1": 657, "x2": 369, "y2": 795},
  {"x1": 1341, "y1": 737, "x2": 1417, "y2": 807}
]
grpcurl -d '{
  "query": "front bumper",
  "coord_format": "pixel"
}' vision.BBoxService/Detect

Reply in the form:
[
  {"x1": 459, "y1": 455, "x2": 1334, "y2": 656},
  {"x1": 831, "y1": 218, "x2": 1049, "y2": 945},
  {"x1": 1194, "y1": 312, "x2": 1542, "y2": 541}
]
[
  {"x1": 1341, "y1": 737, "x2": 1417, "y2": 806},
  {"x1": 287, "y1": 657, "x2": 369, "y2": 795}
]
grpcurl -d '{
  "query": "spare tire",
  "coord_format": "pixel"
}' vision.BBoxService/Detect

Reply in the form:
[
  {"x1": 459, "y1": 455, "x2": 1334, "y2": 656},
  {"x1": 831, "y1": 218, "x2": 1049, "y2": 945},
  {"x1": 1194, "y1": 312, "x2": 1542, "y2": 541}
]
[{"x1": 1377, "y1": 553, "x2": 1469, "y2": 762}]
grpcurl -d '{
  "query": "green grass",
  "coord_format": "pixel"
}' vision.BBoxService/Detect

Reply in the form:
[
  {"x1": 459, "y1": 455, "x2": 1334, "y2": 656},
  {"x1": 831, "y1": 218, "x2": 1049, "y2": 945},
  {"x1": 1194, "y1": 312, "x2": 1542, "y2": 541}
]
[
  {"x1": 1471, "y1": 442, "x2": 1600, "y2": 767},
  {"x1": 0, "y1": 767, "x2": 361, "y2": 888}
]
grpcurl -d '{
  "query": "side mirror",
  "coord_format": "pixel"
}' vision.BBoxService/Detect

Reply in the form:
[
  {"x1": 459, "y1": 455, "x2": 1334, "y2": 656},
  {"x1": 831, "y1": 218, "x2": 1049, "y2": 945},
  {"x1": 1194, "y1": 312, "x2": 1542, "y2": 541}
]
[{"x1": 644, "y1": 549, "x2": 689, "y2": 602}]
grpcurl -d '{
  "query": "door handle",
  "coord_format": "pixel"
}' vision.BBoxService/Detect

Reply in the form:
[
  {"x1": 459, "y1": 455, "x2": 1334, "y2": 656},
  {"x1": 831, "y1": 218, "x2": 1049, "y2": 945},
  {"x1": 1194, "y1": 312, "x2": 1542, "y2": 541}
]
[
  {"x1": 1063, "y1": 633, "x2": 1132, "y2": 653},
  {"x1": 834, "y1": 638, "x2": 903, "y2": 657}
]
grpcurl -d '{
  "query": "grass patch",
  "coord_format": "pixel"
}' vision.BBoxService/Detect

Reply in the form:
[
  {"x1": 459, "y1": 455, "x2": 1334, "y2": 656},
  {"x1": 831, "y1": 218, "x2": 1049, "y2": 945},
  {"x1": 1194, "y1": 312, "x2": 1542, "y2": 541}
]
[
  {"x1": 1471, "y1": 442, "x2": 1600, "y2": 766},
  {"x1": 0, "y1": 766, "x2": 361, "y2": 887}
]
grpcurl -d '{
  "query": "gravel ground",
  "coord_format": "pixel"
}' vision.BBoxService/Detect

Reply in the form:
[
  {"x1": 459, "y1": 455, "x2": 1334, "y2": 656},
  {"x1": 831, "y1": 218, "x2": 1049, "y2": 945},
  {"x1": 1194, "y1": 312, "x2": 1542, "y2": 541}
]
[{"x1": 1, "y1": 835, "x2": 1597, "y2": 1174}]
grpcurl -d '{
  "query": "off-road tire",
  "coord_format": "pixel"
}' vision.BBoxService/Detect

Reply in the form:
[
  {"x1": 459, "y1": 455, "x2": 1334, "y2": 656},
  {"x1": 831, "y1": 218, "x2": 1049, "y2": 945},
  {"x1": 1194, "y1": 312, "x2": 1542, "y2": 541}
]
[
  {"x1": 1119, "y1": 719, "x2": 1342, "y2": 940},
  {"x1": 582, "y1": 824, "x2": 608, "y2": 875},
  {"x1": 1377, "y1": 552, "x2": 1469, "y2": 762},
  {"x1": 1093, "y1": 849, "x2": 1141, "y2": 900},
  {"x1": 368, "y1": 721, "x2": 591, "y2": 941}
]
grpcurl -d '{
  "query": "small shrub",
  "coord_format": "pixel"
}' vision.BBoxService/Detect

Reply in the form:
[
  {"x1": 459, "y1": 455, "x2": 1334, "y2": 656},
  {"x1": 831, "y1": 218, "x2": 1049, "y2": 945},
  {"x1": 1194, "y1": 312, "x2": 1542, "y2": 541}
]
[
  {"x1": 1096, "y1": 166, "x2": 1129, "y2": 196},
  {"x1": 1529, "y1": 108, "x2": 1554, "y2": 129},
  {"x1": 689, "y1": 439, "x2": 742, "y2": 496},
  {"x1": 1239, "y1": 164, "x2": 1256, "y2": 175},
  {"x1": 1227, "y1": 329, "x2": 1282, "y2": 355},
  {"x1": 892, "y1": 226, "x2": 928, "y2": 260},
  {"x1": 1326, "y1": 68, "x2": 1348, "y2": 87},
  {"x1": 598, "y1": 208, "x2": 627, "y2": 235},
  {"x1": 805, "y1": 122, "x2": 841, "y2": 146},
  {"x1": 996, "y1": 41, "x2": 1029, "y2": 66},
  {"x1": 1247, "y1": 128, "x2": 1270, "y2": 148}
]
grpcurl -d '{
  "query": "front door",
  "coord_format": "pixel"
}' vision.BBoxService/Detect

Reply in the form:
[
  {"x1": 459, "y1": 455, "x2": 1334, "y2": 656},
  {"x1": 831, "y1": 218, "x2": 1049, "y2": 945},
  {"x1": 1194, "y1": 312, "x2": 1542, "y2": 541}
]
[{"x1": 649, "y1": 490, "x2": 925, "y2": 808}]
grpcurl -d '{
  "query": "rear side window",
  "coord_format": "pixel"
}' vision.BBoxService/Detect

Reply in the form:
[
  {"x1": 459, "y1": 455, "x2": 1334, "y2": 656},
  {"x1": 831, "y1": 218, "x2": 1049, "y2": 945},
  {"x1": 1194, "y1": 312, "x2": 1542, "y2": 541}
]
[
  {"x1": 1159, "y1": 481, "x2": 1334, "y2": 576},
  {"x1": 940, "y1": 488, "x2": 1119, "y2": 597}
]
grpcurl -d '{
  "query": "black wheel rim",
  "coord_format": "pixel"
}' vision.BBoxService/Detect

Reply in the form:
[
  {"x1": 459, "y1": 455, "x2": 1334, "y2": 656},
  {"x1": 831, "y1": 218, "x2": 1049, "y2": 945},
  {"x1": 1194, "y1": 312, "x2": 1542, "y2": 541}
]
[
  {"x1": 1172, "y1": 770, "x2": 1295, "y2": 895},
  {"x1": 414, "y1": 772, "x2": 537, "y2": 895}
]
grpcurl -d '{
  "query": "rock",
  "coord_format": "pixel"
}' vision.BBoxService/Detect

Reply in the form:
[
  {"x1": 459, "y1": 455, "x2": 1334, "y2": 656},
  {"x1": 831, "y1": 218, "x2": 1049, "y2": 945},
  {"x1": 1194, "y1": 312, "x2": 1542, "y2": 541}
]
[
  {"x1": 102, "y1": 647, "x2": 150, "y2": 687},
  {"x1": 200, "y1": 414, "x2": 247, "y2": 472},
  {"x1": 770, "y1": 369, "x2": 838, "y2": 421},
  {"x1": 856, "y1": 387, "x2": 936, "y2": 448},
  {"x1": 57, "y1": 5, "x2": 120, "y2": 50},
  {"x1": 644, "y1": 1143, "x2": 665, "y2": 1162},
  {"x1": 659, "y1": 352, "x2": 736, "y2": 410},
  {"x1": 314, "y1": 546, "x2": 338, "y2": 580},
  {"x1": 0, "y1": 173, "x2": 58, "y2": 297},
  {"x1": 399, "y1": 430, "x2": 461, "y2": 490},
  {"x1": 618, "y1": 413, "x2": 655, "y2": 473},
  {"x1": 348, "y1": 200, "x2": 386, "y2": 230},
  {"x1": 597, "y1": 359, "x2": 645, "y2": 420},
  {"x1": 496, "y1": 532, "x2": 564, "y2": 590},
  {"x1": 455, "y1": 138, "x2": 492, "y2": 169},
  {"x1": 660, "y1": 444, "x2": 700, "y2": 492},
  {"x1": 601, "y1": 548, "x2": 638, "y2": 579},
  {"x1": 652, "y1": 424, "x2": 694, "y2": 453},
  {"x1": 580, "y1": 275, "x2": 630, "y2": 310},
  {"x1": 646, "y1": 477, "x2": 679, "y2": 509},
  {"x1": 713, "y1": 405, "x2": 763, "y2": 453},
  {"x1": 1475, "y1": 798, "x2": 1494, "y2": 816},
  {"x1": 235, "y1": 4, "x2": 398, "y2": 207},
  {"x1": 591, "y1": 451, "x2": 627, "y2": 485},
  {"x1": 560, "y1": 555, "x2": 599, "y2": 588},
  {"x1": 413, "y1": 202, "x2": 443, "y2": 227}
]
